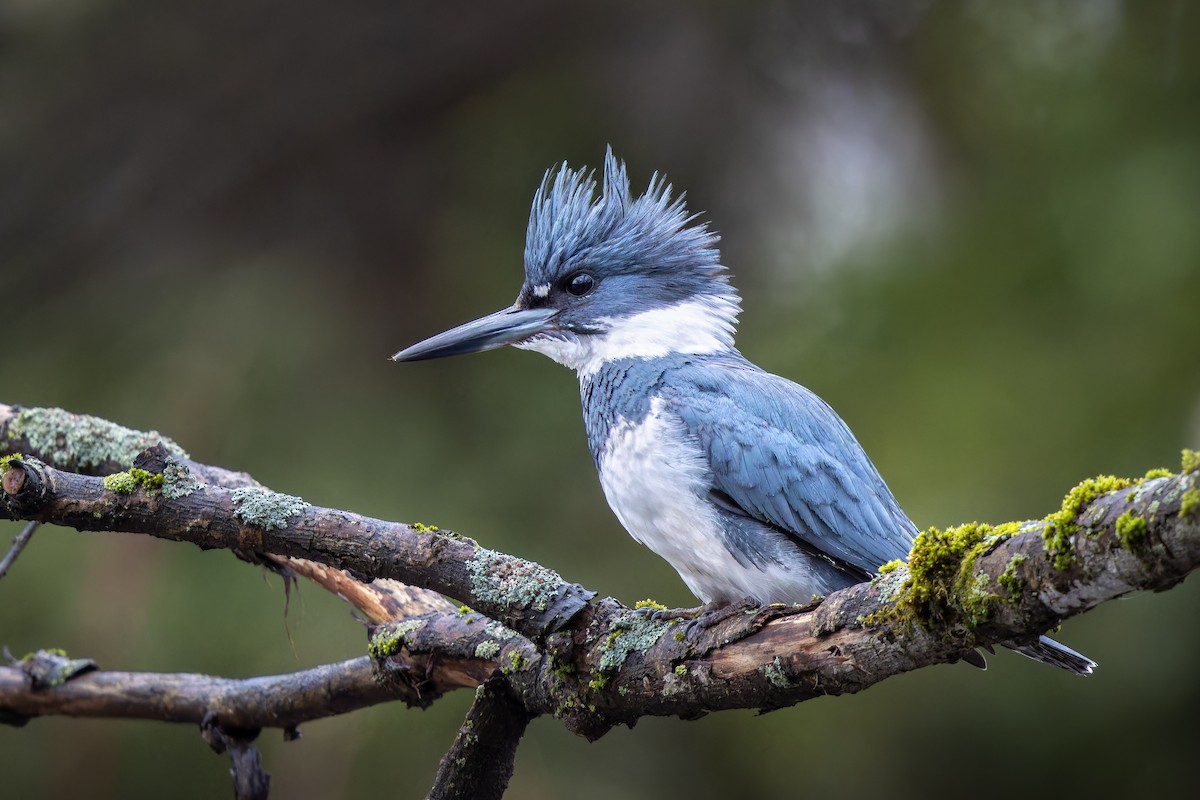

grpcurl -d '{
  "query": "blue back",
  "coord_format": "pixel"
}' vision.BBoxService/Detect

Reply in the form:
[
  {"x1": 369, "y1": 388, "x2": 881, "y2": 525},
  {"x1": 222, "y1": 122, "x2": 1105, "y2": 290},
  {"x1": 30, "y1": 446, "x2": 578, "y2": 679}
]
[{"x1": 583, "y1": 352, "x2": 918, "y2": 576}]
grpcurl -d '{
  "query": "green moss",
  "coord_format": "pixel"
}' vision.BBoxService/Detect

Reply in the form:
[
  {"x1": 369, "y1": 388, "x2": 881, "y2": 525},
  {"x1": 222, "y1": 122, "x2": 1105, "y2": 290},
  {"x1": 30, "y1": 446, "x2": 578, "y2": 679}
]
[
  {"x1": 587, "y1": 674, "x2": 609, "y2": 690},
  {"x1": 673, "y1": 664, "x2": 688, "y2": 677},
  {"x1": 997, "y1": 553, "x2": 1028, "y2": 603},
  {"x1": 161, "y1": 460, "x2": 205, "y2": 499},
  {"x1": 457, "y1": 604, "x2": 471, "y2": 615},
  {"x1": 1143, "y1": 467, "x2": 1171, "y2": 480},
  {"x1": 1182, "y1": 449, "x2": 1200, "y2": 475},
  {"x1": 9, "y1": 407, "x2": 187, "y2": 471},
  {"x1": 1042, "y1": 475, "x2": 1133, "y2": 570},
  {"x1": 633, "y1": 598, "x2": 668, "y2": 611},
  {"x1": 473, "y1": 640, "x2": 501, "y2": 660},
  {"x1": 466, "y1": 547, "x2": 564, "y2": 614},
  {"x1": 597, "y1": 611, "x2": 672, "y2": 672},
  {"x1": 411, "y1": 522, "x2": 440, "y2": 533},
  {"x1": 673, "y1": 631, "x2": 685, "y2": 642},
  {"x1": 1115, "y1": 511, "x2": 1148, "y2": 549},
  {"x1": 859, "y1": 520, "x2": 1025, "y2": 631},
  {"x1": 904, "y1": 521, "x2": 1018, "y2": 626},
  {"x1": 230, "y1": 486, "x2": 308, "y2": 531},
  {"x1": 367, "y1": 619, "x2": 425, "y2": 660},
  {"x1": 0, "y1": 452, "x2": 22, "y2": 472},
  {"x1": 1181, "y1": 489, "x2": 1200, "y2": 519},
  {"x1": 500, "y1": 650, "x2": 527, "y2": 675},
  {"x1": 878, "y1": 559, "x2": 904, "y2": 574},
  {"x1": 102, "y1": 468, "x2": 164, "y2": 495}
]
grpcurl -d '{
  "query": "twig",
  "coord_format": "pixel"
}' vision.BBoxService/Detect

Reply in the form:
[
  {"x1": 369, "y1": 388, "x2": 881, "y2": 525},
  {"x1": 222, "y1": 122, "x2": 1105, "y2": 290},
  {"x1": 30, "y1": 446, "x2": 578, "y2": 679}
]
[
  {"x1": 0, "y1": 655, "x2": 402, "y2": 729},
  {"x1": 0, "y1": 521, "x2": 40, "y2": 579},
  {"x1": 201, "y1": 712, "x2": 271, "y2": 800},
  {"x1": 428, "y1": 677, "x2": 535, "y2": 800}
]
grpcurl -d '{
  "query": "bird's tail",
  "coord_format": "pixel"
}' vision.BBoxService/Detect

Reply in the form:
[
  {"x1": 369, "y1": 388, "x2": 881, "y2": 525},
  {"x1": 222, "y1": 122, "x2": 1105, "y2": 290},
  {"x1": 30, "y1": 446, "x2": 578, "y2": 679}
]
[{"x1": 1004, "y1": 635, "x2": 1096, "y2": 675}]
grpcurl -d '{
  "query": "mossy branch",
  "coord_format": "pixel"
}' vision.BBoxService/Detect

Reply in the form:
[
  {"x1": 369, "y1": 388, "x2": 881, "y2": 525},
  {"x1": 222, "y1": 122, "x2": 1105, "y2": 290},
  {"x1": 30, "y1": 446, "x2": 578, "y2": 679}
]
[{"x1": 3, "y1": 402, "x2": 1200, "y2": 798}]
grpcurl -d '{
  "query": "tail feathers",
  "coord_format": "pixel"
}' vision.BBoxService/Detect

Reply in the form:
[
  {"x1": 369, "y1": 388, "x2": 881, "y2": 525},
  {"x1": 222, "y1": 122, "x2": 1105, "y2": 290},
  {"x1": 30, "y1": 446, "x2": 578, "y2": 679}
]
[{"x1": 1005, "y1": 636, "x2": 1096, "y2": 676}]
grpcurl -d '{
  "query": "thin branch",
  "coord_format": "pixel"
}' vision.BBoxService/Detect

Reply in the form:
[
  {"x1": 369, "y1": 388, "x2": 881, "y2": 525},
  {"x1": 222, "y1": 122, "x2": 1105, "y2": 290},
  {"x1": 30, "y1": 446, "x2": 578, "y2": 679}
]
[
  {"x1": 0, "y1": 403, "x2": 459, "y2": 629},
  {"x1": 0, "y1": 521, "x2": 40, "y2": 579},
  {"x1": 201, "y1": 712, "x2": 271, "y2": 800},
  {"x1": 0, "y1": 652, "x2": 404, "y2": 729},
  {"x1": 0, "y1": 453, "x2": 595, "y2": 644},
  {"x1": 428, "y1": 677, "x2": 535, "y2": 800}
]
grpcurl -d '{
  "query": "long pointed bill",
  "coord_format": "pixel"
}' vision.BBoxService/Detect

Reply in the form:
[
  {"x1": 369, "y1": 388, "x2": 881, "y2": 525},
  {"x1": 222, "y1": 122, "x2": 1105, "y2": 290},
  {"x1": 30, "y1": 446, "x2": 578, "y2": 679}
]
[{"x1": 390, "y1": 305, "x2": 559, "y2": 362}]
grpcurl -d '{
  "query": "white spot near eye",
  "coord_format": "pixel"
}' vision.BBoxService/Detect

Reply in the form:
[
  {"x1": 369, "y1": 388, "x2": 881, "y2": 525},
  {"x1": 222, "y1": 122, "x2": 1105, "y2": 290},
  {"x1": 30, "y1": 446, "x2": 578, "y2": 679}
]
[{"x1": 532, "y1": 284, "x2": 550, "y2": 299}]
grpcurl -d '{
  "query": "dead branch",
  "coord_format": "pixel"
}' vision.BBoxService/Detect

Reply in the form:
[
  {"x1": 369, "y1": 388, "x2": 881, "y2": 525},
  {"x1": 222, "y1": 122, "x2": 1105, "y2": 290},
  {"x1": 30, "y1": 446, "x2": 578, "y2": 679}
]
[{"x1": 2, "y1": 402, "x2": 1199, "y2": 798}]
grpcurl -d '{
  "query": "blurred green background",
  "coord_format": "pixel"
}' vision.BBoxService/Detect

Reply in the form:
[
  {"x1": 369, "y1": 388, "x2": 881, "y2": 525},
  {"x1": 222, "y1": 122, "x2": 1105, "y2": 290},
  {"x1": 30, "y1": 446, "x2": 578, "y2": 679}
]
[{"x1": 2, "y1": 1, "x2": 1199, "y2": 797}]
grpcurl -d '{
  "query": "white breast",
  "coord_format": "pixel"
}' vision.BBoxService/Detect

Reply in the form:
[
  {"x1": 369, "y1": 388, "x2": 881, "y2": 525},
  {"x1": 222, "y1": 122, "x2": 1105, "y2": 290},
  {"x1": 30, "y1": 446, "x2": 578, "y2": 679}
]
[{"x1": 597, "y1": 397, "x2": 742, "y2": 603}]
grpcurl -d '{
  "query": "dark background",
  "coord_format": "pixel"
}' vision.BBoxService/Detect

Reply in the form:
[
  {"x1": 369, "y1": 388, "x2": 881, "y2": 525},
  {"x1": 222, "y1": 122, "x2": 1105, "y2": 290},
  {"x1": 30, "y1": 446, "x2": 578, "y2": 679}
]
[{"x1": 2, "y1": 2, "x2": 1198, "y2": 797}]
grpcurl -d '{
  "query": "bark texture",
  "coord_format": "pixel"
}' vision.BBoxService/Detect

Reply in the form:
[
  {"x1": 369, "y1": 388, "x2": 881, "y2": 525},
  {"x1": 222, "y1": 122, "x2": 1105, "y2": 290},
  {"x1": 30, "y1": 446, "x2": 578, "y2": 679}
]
[{"x1": 3, "y1": 402, "x2": 1199, "y2": 798}]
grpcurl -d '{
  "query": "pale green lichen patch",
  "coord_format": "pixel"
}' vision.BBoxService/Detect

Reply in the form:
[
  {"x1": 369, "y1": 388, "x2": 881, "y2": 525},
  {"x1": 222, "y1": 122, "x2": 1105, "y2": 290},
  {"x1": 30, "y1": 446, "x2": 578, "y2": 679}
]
[
  {"x1": 368, "y1": 618, "x2": 425, "y2": 660},
  {"x1": 598, "y1": 611, "x2": 672, "y2": 672},
  {"x1": 473, "y1": 640, "x2": 501, "y2": 660},
  {"x1": 467, "y1": 547, "x2": 564, "y2": 614},
  {"x1": 230, "y1": 486, "x2": 308, "y2": 530},
  {"x1": 10, "y1": 407, "x2": 187, "y2": 471},
  {"x1": 762, "y1": 656, "x2": 795, "y2": 688},
  {"x1": 872, "y1": 567, "x2": 909, "y2": 604},
  {"x1": 1115, "y1": 511, "x2": 1148, "y2": 549},
  {"x1": 1181, "y1": 489, "x2": 1200, "y2": 519},
  {"x1": 161, "y1": 460, "x2": 205, "y2": 499},
  {"x1": 102, "y1": 468, "x2": 164, "y2": 495},
  {"x1": 1182, "y1": 449, "x2": 1200, "y2": 475},
  {"x1": 482, "y1": 620, "x2": 518, "y2": 641},
  {"x1": 1042, "y1": 475, "x2": 1133, "y2": 570}
]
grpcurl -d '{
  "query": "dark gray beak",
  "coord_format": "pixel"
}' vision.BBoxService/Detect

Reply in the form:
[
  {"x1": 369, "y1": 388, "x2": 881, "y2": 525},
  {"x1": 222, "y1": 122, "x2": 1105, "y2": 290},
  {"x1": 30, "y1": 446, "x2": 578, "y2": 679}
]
[{"x1": 390, "y1": 305, "x2": 559, "y2": 362}]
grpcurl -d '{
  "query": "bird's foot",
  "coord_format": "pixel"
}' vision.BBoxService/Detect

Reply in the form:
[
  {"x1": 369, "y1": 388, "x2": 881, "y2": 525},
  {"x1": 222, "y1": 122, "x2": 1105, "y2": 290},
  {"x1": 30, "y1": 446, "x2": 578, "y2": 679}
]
[{"x1": 633, "y1": 597, "x2": 761, "y2": 640}]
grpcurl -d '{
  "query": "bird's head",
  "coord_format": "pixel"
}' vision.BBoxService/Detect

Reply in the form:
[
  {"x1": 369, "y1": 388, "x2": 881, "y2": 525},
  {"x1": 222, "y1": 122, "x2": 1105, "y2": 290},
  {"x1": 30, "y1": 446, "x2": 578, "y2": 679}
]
[{"x1": 391, "y1": 148, "x2": 741, "y2": 376}]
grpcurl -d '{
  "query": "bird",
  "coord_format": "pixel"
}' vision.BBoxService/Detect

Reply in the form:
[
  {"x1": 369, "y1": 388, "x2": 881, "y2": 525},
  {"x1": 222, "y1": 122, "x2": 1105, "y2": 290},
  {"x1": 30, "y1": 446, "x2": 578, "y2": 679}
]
[{"x1": 391, "y1": 148, "x2": 1095, "y2": 675}]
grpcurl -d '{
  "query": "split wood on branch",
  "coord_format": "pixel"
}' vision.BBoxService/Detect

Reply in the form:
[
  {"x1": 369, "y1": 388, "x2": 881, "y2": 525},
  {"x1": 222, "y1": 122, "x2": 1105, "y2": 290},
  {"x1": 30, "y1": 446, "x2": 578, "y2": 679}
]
[{"x1": 2, "y1": 406, "x2": 1199, "y2": 742}]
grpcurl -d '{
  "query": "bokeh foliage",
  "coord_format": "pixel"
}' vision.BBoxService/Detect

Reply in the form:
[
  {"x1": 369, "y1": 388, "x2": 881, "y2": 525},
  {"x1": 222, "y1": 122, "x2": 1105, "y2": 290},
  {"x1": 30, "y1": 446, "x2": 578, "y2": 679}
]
[{"x1": 1, "y1": 2, "x2": 1198, "y2": 797}]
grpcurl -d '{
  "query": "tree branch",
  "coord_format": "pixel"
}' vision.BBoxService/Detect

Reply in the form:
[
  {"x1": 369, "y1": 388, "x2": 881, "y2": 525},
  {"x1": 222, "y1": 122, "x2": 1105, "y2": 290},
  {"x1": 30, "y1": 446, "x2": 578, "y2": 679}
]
[
  {"x1": 0, "y1": 650, "x2": 401, "y2": 729},
  {"x1": 0, "y1": 404, "x2": 595, "y2": 644},
  {"x1": 0, "y1": 521, "x2": 40, "y2": 579},
  {"x1": 428, "y1": 677, "x2": 535, "y2": 800},
  {"x1": 3, "y1": 402, "x2": 1199, "y2": 797}
]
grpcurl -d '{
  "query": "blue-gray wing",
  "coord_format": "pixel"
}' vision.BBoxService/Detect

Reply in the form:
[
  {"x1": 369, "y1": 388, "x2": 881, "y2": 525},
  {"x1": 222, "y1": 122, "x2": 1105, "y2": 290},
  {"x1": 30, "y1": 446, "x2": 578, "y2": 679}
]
[{"x1": 663, "y1": 359, "x2": 917, "y2": 575}]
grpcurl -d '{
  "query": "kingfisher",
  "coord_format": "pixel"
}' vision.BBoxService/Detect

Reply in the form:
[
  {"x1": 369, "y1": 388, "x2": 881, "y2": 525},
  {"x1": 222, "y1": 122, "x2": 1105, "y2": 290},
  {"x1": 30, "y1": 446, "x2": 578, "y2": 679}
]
[{"x1": 392, "y1": 149, "x2": 1094, "y2": 675}]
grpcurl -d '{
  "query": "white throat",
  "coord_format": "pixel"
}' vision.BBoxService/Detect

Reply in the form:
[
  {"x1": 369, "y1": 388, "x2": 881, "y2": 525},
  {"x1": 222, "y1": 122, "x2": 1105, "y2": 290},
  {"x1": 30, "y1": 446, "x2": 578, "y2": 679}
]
[{"x1": 516, "y1": 294, "x2": 740, "y2": 377}]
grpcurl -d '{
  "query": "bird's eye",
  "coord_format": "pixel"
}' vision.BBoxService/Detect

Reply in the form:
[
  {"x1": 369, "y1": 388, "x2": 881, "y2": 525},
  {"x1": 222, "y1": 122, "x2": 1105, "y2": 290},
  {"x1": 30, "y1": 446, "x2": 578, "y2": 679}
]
[{"x1": 565, "y1": 272, "x2": 596, "y2": 297}]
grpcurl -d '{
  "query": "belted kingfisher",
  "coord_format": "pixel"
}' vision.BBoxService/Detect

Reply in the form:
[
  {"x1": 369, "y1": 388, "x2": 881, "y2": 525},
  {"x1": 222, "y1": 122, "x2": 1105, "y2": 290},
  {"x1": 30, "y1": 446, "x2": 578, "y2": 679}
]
[{"x1": 392, "y1": 149, "x2": 1094, "y2": 675}]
